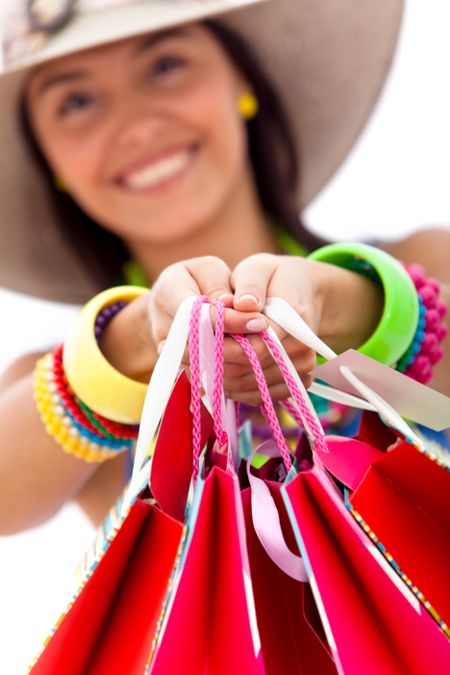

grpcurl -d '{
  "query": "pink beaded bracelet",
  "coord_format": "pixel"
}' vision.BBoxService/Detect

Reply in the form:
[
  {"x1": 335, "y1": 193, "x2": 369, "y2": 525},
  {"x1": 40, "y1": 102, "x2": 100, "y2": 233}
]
[{"x1": 396, "y1": 264, "x2": 448, "y2": 384}]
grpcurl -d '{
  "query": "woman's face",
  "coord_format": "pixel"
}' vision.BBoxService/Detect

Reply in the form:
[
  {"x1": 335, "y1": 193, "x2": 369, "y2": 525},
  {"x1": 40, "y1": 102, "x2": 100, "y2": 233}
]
[{"x1": 26, "y1": 24, "x2": 252, "y2": 246}]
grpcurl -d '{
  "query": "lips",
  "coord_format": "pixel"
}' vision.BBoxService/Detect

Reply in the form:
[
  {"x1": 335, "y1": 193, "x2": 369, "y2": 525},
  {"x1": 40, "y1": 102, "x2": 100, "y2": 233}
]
[{"x1": 116, "y1": 145, "x2": 197, "y2": 193}]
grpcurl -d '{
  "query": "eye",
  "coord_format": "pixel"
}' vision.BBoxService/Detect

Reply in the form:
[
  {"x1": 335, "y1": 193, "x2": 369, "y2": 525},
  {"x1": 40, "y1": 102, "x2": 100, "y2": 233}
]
[
  {"x1": 151, "y1": 55, "x2": 185, "y2": 77},
  {"x1": 59, "y1": 92, "x2": 95, "y2": 116}
]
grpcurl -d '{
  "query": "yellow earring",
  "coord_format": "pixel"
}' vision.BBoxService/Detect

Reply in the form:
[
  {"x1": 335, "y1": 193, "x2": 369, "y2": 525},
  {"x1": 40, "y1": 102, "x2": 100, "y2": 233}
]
[
  {"x1": 54, "y1": 175, "x2": 68, "y2": 193},
  {"x1": 238, "y1": 92, "x2": 259, "y2": 120}
]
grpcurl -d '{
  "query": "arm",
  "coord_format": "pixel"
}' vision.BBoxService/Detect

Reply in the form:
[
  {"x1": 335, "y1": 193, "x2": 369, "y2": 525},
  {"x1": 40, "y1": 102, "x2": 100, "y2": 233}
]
[
  {"x1": 0, "y1": 353, "x2": 98, "y2": 534},
  {"x1": 384, "y1": 227, "x2": 450, "y2": 396}
]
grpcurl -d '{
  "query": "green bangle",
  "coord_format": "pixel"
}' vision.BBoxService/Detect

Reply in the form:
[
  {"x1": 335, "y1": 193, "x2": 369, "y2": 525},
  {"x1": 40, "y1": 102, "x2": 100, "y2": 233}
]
[
  {"x1": 308, "y1": 243, "x2": 419, "y2": 365},
  {"x1": 63, "y1": 286, "x2": 149, "y2": 424}
]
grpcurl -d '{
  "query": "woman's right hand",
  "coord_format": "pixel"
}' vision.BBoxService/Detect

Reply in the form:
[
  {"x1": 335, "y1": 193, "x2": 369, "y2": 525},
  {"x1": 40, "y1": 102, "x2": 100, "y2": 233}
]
[
  {"x1": 149, "y1": 256, "x2": 269, "y2": 348},
  {"x1": 149, "y1": 255, "x2": 315, "y2": 405}
]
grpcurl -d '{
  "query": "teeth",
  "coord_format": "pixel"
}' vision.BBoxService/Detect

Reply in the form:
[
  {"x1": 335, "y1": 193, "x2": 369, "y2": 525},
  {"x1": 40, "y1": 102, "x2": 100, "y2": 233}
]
[{"x1": 124, "y1": 151, "x2": 191, "y2": 190}]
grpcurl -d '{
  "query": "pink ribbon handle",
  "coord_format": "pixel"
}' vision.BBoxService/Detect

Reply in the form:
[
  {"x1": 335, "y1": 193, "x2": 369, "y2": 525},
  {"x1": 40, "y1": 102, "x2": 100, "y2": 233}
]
[
  {"x1": 247, "y1": 440, "x2": 308, "y2": 582},
  {"x1": 230, "y1": 333, "x2": 307, "y2": 582}
]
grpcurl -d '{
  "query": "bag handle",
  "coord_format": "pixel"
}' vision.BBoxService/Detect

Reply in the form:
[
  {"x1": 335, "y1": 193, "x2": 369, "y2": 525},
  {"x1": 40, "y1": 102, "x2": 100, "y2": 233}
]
[
  {"x1": 189, "y1": 298, "x2": 234, "y2": 481},
  {"x1": 263, "y1": 298, "x2": 424, "y2": 448},
  {"x1": 230, "y1": 333, "x2": 308, "y2": 581},
  {"x1": 125, "y1": 295, "x2": 199, "y2": 504}
]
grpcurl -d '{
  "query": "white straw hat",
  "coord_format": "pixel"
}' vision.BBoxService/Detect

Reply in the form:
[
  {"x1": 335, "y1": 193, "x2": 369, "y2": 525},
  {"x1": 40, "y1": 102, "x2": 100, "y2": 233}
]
[{"x1": 0, "y1": 0, "x2": 404, "y2": 302}]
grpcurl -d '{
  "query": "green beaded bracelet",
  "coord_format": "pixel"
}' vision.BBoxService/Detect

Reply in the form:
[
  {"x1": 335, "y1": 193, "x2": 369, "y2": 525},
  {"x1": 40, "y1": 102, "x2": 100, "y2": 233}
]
[{"x1": 308, "y1": 242, "x2": 419, "y2": 366}]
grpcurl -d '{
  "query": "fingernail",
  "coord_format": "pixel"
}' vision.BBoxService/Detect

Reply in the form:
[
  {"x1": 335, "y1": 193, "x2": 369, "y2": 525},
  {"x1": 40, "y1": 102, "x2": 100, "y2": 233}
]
[
  {"x1": 245, "y1": 318, "x2": 267, "y2": 332},
  {"x1": 217, "y1": 293, "x2": 234, "y2": 303},
  {"x1": 157, "y1": 340, "x2": 166, "y2": 355},
  {"x1": 239, "y1": 293, "x2": 261, "y2": 307}
]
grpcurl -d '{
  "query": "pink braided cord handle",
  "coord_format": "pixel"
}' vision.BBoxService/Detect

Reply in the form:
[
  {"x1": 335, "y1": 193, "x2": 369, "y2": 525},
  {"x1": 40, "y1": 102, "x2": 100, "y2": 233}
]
[
  {"x1": 213, "y1": 300, "x2": 229, "y2": 449},
  {"x1": 231, "y1": 334, "x2": 294, "y2": 474},
  {"x1": 188, "y1": 297, "x2": 231, "y2": 482},
  {"x1": 188, "y1": 296, "x2": 207, "y2": 483},
  {"x1": 259, "y1": 330, "x2": 329, "y2": 456}
]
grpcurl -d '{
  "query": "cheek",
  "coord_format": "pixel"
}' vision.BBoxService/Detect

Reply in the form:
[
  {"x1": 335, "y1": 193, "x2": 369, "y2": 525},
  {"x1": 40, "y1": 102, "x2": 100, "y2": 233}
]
[
  {"x1": 184, "y1": 75, "x2": 247, "y2": 175},
  {"x1": 39, "y1": 128, "x2": 103, "y2": 199}
]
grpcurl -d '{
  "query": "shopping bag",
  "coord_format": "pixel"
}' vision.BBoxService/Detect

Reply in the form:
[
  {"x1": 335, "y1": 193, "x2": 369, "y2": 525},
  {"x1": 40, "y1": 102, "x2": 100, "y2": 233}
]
[
  {"x1": 347, "y1": 421, "x2": 450, "y2": 633},
  {"x1": 230, "y1": 333, "x2": 337, "y2": 674},
  {"x1": 29, "y1": 296, "x2": 211, "y2": 674},
  {"x1": 148, "y1": 298, "x2": 264, "y2": 674},
  {"x1": 266, "y1": 297, "x2": 450, "y2": 636},
  {"x1": 255, "y1": 302, "x2": 450, "y2": 673},
  {"x1": 29, "y1": 372, "x2": 193, "y2": 675},
  {"x1": 284, "y1": 464, "x2": 450, "y2": 675}
]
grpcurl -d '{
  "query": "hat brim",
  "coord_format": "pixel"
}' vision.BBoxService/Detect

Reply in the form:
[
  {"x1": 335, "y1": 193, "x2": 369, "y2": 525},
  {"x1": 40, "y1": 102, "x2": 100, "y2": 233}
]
[{"x1": 0, "y1": 0, "x2": 404, "y2": 303}]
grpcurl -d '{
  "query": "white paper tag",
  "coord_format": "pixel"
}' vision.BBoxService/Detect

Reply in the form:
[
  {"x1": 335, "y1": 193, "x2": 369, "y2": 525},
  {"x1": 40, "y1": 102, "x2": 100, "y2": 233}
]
[{"x1": 312, "y1": 349, "x2": 450, "y2": 431}]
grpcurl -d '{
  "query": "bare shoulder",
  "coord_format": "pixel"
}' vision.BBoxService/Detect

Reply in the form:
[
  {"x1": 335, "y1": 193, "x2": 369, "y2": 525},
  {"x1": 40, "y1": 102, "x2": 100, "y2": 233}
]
[
  {"x1": 0, "y1": 350, "x2": 48, "y2": 394},
  {"x1": 383, "y1": 227, "x2": 450, "y2": 282}
]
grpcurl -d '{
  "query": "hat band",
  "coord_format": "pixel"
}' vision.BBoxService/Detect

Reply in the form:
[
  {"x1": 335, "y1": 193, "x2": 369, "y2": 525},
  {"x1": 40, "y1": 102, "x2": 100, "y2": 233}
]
[
  {"x1": 26, "y1": 0, "x2": 78, "y2": 33},
  {"x1": 3, "y1": 0, "x2": 212, "y2": 68}
]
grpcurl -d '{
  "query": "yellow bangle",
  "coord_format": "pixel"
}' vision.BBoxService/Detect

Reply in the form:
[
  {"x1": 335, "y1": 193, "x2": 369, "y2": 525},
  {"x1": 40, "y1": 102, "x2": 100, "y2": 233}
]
[
  {"x1": 33, "y1": 355, "x2": 119, "y2": 463},
  {"x1": 63, "y1": 286, "x2": 149, "y2": 424}
]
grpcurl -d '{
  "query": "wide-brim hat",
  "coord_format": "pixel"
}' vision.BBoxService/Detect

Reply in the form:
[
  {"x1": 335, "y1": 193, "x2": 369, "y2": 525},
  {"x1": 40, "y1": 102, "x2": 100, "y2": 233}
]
[{"x1": 0, "y1": 0, "x2": 404, "y2": 303}]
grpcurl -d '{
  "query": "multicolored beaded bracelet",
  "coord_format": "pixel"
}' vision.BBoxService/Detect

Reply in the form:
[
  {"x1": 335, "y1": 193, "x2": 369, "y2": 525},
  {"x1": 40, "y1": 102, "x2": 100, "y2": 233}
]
[
  {"x1": 33, "y1": 347, "x2": 136, "y2": 463},
  {"x1": 54, "y1": 343, "x2": 139, "y2": 441},
  {"x1": 396, "y1": 264, "x2": 448, "y2": 384},
  {"x1": 344, "y1": 258, "x2": 447, "y2": 382},
  {"x1": 33, "y1": 354, "x2": 127, "y2": 463}
]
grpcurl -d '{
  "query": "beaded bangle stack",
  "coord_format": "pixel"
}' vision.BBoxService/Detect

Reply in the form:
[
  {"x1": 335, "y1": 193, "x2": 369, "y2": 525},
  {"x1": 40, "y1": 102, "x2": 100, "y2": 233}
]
[
  {"x1": 33, "y1": 344, "x2": 138, "y2": 463},
  {"x1": 33, "y1": 288, "x2": 146, "y2": 463},
  {"x1": 396, "y1": 264, "x2": 448, "y2": 383}
]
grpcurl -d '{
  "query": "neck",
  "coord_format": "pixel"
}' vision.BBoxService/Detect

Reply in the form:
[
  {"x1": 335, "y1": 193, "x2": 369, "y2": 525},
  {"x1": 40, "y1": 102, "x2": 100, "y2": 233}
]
[{"x1": 125, "y1": 169, "x2": 279, "y2": 284}]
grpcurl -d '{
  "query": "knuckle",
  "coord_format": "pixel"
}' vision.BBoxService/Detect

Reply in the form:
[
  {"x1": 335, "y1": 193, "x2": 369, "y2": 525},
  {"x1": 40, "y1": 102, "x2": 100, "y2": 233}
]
[{"x1": 235, "y1": 252, "x2": 276, "y2": 272}]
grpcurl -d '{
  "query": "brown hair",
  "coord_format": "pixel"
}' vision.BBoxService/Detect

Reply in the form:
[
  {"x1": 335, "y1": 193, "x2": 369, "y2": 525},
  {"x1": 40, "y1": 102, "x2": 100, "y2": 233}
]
[{"x1": 19, "y1": 20, "x2": 325, "y2": 289}]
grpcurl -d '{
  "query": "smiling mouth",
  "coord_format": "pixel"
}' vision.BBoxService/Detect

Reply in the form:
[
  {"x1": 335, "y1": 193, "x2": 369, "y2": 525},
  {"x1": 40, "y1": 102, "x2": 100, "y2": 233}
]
[{"x1": 117, "y1": 145, "x2": 198, "y2": 193}]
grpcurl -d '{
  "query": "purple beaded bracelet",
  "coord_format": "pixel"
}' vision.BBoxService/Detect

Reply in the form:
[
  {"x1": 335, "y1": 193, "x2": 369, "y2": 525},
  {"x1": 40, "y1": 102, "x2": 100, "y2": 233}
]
[{"x1": 94, "y1": 300, "x2": 128, "y2": 344}]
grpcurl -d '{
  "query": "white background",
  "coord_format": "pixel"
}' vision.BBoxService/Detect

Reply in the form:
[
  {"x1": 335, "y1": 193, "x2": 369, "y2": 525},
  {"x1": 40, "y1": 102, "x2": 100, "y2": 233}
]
[{"x1": 1, "y1": 1, "x2": 449, "y2": 672}]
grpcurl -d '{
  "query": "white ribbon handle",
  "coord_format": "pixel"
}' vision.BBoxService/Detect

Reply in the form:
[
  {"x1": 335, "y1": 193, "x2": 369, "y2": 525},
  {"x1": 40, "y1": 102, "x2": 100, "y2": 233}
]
[
  {"x1": 125, "y1": 296, "x2": 198, "y2": 505},
  {"x1": 263, "y1": 297, "x2": 424, "y2": 449}
]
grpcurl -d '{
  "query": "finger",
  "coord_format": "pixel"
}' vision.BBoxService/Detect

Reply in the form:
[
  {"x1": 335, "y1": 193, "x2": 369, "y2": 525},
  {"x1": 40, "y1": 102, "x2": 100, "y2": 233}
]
[
  {"x1": 231, "y1": 253, "x2": 278, "y2": 311},
  {"x1": 149, "y1": 264, "x2": 201, "y2": 347},
  {"x1": 223, "y1": 333, "x2": 272, "y2": 366},
  {"x1": 222, "y1": 308, "x2": 268, "y2": 335},
  {"x1": 184, "y1": 256, "x2": 233, "y2": 302},
  {"x1": 223, "y1": 347, "x2": 316, "y2": 392}
]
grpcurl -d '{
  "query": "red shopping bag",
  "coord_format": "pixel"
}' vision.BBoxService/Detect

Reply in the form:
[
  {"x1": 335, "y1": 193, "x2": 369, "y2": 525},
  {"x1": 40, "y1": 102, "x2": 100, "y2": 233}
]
[
  {"x1": 230, "y1": 333, "x2": 336, "y2": 674},
  {"x1": 29, "y1": 372, "x2": 211, "y2": 675},
  {"x1": 347, "y1": 425, "x2": 450, "y2": 632},
  {"x1": 238, "y1": 328, "x2": 450, "y2": 674},
  {"x1": 149, "y1": 452, "x2": 264, "y2": 674},
  {"x1": 312, "y1": 408, "x2": 450, "y2": 636},
  {"x1": 282, "y1": 465, "x2": 450, "y2": 675},
  {"x1": 148, "y1": 299, "x2": 264, "y2": 674},
  {"x1": 241, "y1": 481, "x2": 337, "y2": 674}
]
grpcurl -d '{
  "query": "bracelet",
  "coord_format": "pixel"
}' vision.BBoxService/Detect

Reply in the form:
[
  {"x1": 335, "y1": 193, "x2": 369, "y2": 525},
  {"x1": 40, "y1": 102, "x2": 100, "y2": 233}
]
[
  {"x1": 396, "y1": 264, "x2": 447, "y2": 383},
  {"x1": 308, "y1": 243, "x2": 419, "y2": 365},
  {"x1": 33, "y1": 354, "x2": 129, "y2": 463},
  {"x1": 95, "y1": 301, "x2": 127, "y2": 344},
  {"x1": 63, "y1": 286, "x2": 149, "y2": 424}
]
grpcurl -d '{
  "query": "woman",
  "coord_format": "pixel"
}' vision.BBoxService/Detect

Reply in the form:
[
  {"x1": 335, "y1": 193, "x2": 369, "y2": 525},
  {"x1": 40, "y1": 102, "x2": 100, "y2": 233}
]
[{"x1": 0, "y1": 0, "x2": 448, "y2": 533}]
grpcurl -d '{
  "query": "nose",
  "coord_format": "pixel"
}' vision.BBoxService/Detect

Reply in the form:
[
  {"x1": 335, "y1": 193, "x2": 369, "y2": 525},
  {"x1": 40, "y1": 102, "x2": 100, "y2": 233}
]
[{"x1": 114, "y1": 98, "x2": 171, "y2": 149}]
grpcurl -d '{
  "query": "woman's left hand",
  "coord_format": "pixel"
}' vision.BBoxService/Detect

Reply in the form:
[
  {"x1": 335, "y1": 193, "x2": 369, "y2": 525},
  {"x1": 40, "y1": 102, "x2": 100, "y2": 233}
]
[
  {"x1": 223, "y1": 253, "x2": 383, "y2": 404},
  {"x1": 222, "y1": 254, "x2": 325, "y2": 403}
]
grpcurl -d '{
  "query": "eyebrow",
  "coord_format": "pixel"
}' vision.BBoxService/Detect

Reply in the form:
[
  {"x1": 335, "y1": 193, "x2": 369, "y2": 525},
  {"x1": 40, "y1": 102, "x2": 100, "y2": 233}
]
[
  {"x1": 133, "y1": 27, "x2": 190, "y2": 55},
  {"x1": 35, "y1": 27, "x2": 190, "y2": 96},
  {"x1": 37, "y1": 71, "x2": 86, "y2": 95}
]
